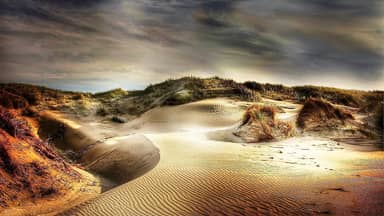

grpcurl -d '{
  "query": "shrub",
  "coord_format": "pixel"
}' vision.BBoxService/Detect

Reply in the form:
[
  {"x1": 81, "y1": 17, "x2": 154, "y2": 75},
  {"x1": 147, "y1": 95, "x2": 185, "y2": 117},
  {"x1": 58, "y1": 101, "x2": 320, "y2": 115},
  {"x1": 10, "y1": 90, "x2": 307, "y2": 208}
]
[
  {"x1": 72, "y1": 94, "x2": 84, "y2": 100},
  {"x1": 372, "y1": 102, "x2": 383, "y2": 131},
  {"x1": 243, "y1": 81, "x2": 264, "y2": 92},
  {"x1": 164, "y1": 90, "x2": 193, "y2": 105},
  {"x1": 96, "y1": 107, "x2": 108, "y2": 116},
  {"x1": 111, "y1": 116, "x2": 126, "y2": 123}
]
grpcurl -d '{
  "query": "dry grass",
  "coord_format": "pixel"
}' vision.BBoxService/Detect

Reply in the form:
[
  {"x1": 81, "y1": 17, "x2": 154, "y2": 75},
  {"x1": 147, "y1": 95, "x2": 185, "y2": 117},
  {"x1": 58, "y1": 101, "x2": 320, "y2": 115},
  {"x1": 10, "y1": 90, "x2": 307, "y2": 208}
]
[
  {"x1": 297, "y1": 98, "x2": 354, "y2": 129},
  {"x1": 0, "y1": 90, "x2": 29, "y2": 109},
  {"x1": 236, "y1": 104, "x2": 295, "y2": 142},
  {"x1": 0, "y1": 106, "x2": 82, "y2": 209},
  {"x1": 0, "y1": 90, "x2": 87, "y2": 210},
  {"x1": 293, "y1": 86, "x2": 366, "y2": 107},
  {"x1": 243, "y1": 80, "x2": 383, "y2": 109},
  {"x1": 241, "y1": 104, "x2": 277, "y2": 126}
]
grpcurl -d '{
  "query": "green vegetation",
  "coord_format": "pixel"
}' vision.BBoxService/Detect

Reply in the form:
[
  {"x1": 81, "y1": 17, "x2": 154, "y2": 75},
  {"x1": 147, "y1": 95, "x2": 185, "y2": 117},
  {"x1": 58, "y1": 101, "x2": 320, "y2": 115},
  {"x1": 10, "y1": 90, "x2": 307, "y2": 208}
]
[
  {"x1": 94, "y1": 88, "x2": 128, "y2": 99},
  {"x1": 114, "y1": 76, "x2": 261, "y2": 116},
  {"x1": 164, "y1": 90, "x2": 194, "y2": 105},
  {"x1": 1, "y1": 77, "x2": 382, "y2": 123}
]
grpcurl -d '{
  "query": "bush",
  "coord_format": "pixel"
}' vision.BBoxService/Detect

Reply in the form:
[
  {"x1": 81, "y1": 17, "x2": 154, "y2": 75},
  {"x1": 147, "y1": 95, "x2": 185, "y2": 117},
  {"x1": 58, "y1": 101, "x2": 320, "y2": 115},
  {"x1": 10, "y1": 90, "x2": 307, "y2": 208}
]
[
  {"x1": 72, "y1": 94, "x2": 84, "y2": 100},
  {"x1": 164, "y1": 90, "x2": 193, "y2": 105},
  {"x1": 372, "y1": 103, "x2": 383, "y2": 130},
  {"x1": 96, "y1": 107, "x2": 108, "y2": 116},
  {"x1": 244, "y1": 81, "x2": 264, "y2": 92},
  {"x1": 111, "y1": 116, "x2": 126, "y2": 123}
]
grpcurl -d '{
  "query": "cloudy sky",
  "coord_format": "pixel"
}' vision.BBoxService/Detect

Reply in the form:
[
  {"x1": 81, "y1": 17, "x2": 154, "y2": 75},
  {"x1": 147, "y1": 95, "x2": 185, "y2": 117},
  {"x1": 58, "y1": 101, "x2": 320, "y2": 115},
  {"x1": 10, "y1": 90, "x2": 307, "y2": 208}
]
[{"x1": 0, "y1": 0, "x2": 383, "y2": 92}]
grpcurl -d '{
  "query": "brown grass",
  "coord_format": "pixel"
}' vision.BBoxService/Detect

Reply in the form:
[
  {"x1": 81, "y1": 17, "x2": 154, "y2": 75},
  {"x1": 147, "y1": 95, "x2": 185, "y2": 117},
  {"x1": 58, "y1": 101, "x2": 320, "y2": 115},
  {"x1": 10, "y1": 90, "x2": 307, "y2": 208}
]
[
  {"x1": 297, "y1": 98, "x2": 354, "y2": 129},
  {"x1": 0, "y1": 101, "x2": 82, "y2": 210},
  {"x1": 241, "y1": 104, "x2": 277, "y2": 126},
  {"x1": 236, "y1": 104, "x2": 295, "y2": 142},
  {"x1": 0, "y1": 90, "x2": 29, "y2": 109}
]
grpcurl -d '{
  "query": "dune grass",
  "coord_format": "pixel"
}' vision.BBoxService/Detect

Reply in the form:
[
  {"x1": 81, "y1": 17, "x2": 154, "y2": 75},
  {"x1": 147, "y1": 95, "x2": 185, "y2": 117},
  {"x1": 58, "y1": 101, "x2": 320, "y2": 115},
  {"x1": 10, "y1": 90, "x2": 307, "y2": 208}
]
[
  {"x1": 297, "y1": 98, "x2": 354, "y2": 129},
  {"x1": 237, "y1": 104, "x2": 295, "y2": 142}
]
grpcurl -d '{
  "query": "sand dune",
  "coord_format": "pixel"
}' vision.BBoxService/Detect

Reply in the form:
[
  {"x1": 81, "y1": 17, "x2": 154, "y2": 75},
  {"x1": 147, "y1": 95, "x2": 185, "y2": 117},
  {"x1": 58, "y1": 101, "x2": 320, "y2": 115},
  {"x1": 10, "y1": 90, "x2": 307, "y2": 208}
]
[
  {"x1": 39, "y1": 112, "x2": 161, "y2": 189},
  {"x1": 84, "y1": 134, "x2": 160, "y2": 187},
  {"x1": 59, "y1": 98, "x2": 384, "y2": 216},
  {"x1": 62, "y1": 130, "x2": 384, "y2": 215},
  {"x1": 124, "y1": 98, "x2": 248, "y2": 133}
]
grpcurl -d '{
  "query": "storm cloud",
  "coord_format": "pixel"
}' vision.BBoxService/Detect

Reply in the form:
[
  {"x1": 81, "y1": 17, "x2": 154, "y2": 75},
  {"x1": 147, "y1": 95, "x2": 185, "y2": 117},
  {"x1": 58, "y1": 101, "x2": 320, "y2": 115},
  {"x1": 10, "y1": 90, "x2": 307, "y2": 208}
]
[{"x1": 0, "y1": 0, "x2": 383, "y2": 91}]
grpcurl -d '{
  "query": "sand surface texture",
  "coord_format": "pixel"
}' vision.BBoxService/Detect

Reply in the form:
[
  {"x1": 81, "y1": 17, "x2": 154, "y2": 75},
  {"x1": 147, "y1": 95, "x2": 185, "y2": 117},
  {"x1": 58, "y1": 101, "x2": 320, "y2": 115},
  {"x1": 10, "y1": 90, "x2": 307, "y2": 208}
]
[{"x1": 60, "y1": 98, "x2": 384, "y2": 216}]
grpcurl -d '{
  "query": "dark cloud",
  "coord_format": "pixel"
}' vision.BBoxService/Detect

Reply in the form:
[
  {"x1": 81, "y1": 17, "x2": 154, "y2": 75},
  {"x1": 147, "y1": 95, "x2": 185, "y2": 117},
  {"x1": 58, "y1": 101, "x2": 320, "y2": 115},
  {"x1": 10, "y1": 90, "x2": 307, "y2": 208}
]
[
  {"x1": 0, "y1": 0, "x2": 383, "y2": 91},
  {"x1": 297, "y1": 0, "x2": 383, "y2": 17},
  {"x1": 199, "y1": 0, "x2": 236, "y2": 12}
]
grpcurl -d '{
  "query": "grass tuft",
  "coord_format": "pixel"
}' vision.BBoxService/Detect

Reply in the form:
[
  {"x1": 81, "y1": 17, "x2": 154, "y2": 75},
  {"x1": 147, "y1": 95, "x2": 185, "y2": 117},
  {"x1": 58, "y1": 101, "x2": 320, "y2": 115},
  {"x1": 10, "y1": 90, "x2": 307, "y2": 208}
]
[{"x1": 297, "y1": 98, "x2": 354, "y2": 129}]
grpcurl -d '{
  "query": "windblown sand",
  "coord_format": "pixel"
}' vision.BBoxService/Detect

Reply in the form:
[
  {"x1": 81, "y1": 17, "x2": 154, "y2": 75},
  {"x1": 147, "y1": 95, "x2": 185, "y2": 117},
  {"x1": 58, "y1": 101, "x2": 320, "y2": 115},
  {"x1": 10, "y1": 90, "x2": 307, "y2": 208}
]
[{"x1": 59, "y1": 98, "x2": 384, "y2": 216}]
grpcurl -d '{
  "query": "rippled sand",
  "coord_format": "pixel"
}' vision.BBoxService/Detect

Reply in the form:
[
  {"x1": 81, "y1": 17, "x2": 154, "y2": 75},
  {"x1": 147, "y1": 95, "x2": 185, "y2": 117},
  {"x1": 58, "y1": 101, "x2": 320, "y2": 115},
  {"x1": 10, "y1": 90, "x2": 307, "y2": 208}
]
[
  {"x1": 63, "y1": 167, "x2": 311, "y2": 216},
  {"x1": 60, "y1": 98, "x2": 384, "y2": 216}
]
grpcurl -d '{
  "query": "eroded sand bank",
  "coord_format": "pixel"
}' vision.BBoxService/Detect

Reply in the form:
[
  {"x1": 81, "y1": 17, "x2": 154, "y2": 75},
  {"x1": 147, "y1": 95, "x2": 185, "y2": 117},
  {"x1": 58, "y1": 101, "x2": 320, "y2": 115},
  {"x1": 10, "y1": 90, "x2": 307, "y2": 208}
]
[{"x1": 59, "y1": 98, "x2": 384, "y2": 215}]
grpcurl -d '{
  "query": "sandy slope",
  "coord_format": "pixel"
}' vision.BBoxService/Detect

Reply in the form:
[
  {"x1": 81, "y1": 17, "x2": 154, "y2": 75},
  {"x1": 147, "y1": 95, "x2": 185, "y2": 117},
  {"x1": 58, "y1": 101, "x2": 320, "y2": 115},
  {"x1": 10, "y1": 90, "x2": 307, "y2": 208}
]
[{"x1": 59, "y1": 98, "x2": 384, "y2": 216}]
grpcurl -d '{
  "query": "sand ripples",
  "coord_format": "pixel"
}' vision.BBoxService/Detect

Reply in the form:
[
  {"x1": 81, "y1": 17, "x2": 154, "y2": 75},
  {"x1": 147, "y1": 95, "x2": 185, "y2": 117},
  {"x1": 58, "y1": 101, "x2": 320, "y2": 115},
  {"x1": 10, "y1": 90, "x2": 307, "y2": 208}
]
[{"x1": 62, "y1": 167, "x2": 311, "y2": 216}]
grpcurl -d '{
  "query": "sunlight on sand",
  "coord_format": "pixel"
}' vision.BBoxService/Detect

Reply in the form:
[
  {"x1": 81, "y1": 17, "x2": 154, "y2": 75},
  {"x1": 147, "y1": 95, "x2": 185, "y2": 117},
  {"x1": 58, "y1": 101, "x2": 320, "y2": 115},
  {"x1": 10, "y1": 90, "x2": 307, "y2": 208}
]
[
  {"x1": 42, "y1": 111, "x2": 83, "y2": 129},
  {"x1": 145, "y1": 132, "x2": 371, "y2": 176},
  {"x1": 60, "y1": 98, "x2": 384, "y2": 216}
]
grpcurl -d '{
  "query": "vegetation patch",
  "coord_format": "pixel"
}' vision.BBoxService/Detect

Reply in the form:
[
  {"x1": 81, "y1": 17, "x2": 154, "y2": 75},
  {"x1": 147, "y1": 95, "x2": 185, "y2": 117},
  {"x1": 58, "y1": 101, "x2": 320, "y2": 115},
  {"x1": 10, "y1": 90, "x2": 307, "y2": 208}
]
[
  {"x1": 233, "y1": 104, "x2": 295, "y2": 142},
  {"x1": 0, "y1": 90, "x2": 29, "y2": 109},
  {"x1": 164, "y1": 90, "x2": 193, "y2": 105},
  {"x1": 293, "y1": 86, "x2": 364, "y2": 107},
  {"x1": 111, "y1": 116, "x2": 126, "y2": 123},
  {"x1": 93, "y1": 88, "x2": 128, "y2": 100},
  {"x1": 0, "y1": 106, "x2": 81, "y2": 209},
  {"x1": 96, "y1": 106, "x2": 109, "y2": 117},
  {"x1": 297, "y1": 98, "x2": 354, "y2": 130}
]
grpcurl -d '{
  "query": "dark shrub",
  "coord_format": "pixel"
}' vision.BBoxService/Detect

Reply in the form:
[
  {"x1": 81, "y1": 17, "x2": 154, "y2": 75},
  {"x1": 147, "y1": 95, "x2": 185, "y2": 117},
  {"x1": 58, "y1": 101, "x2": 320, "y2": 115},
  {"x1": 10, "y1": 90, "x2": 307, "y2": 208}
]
[
  {"x1": 111, "y1": 116, "x2": 126, "y2": 123},
  {"x1": 244, "y1": 81, "x2": 264, "y2": 91},
  {"x1": 96, "y1": 107, "x2": 108, "y2": 116}
]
